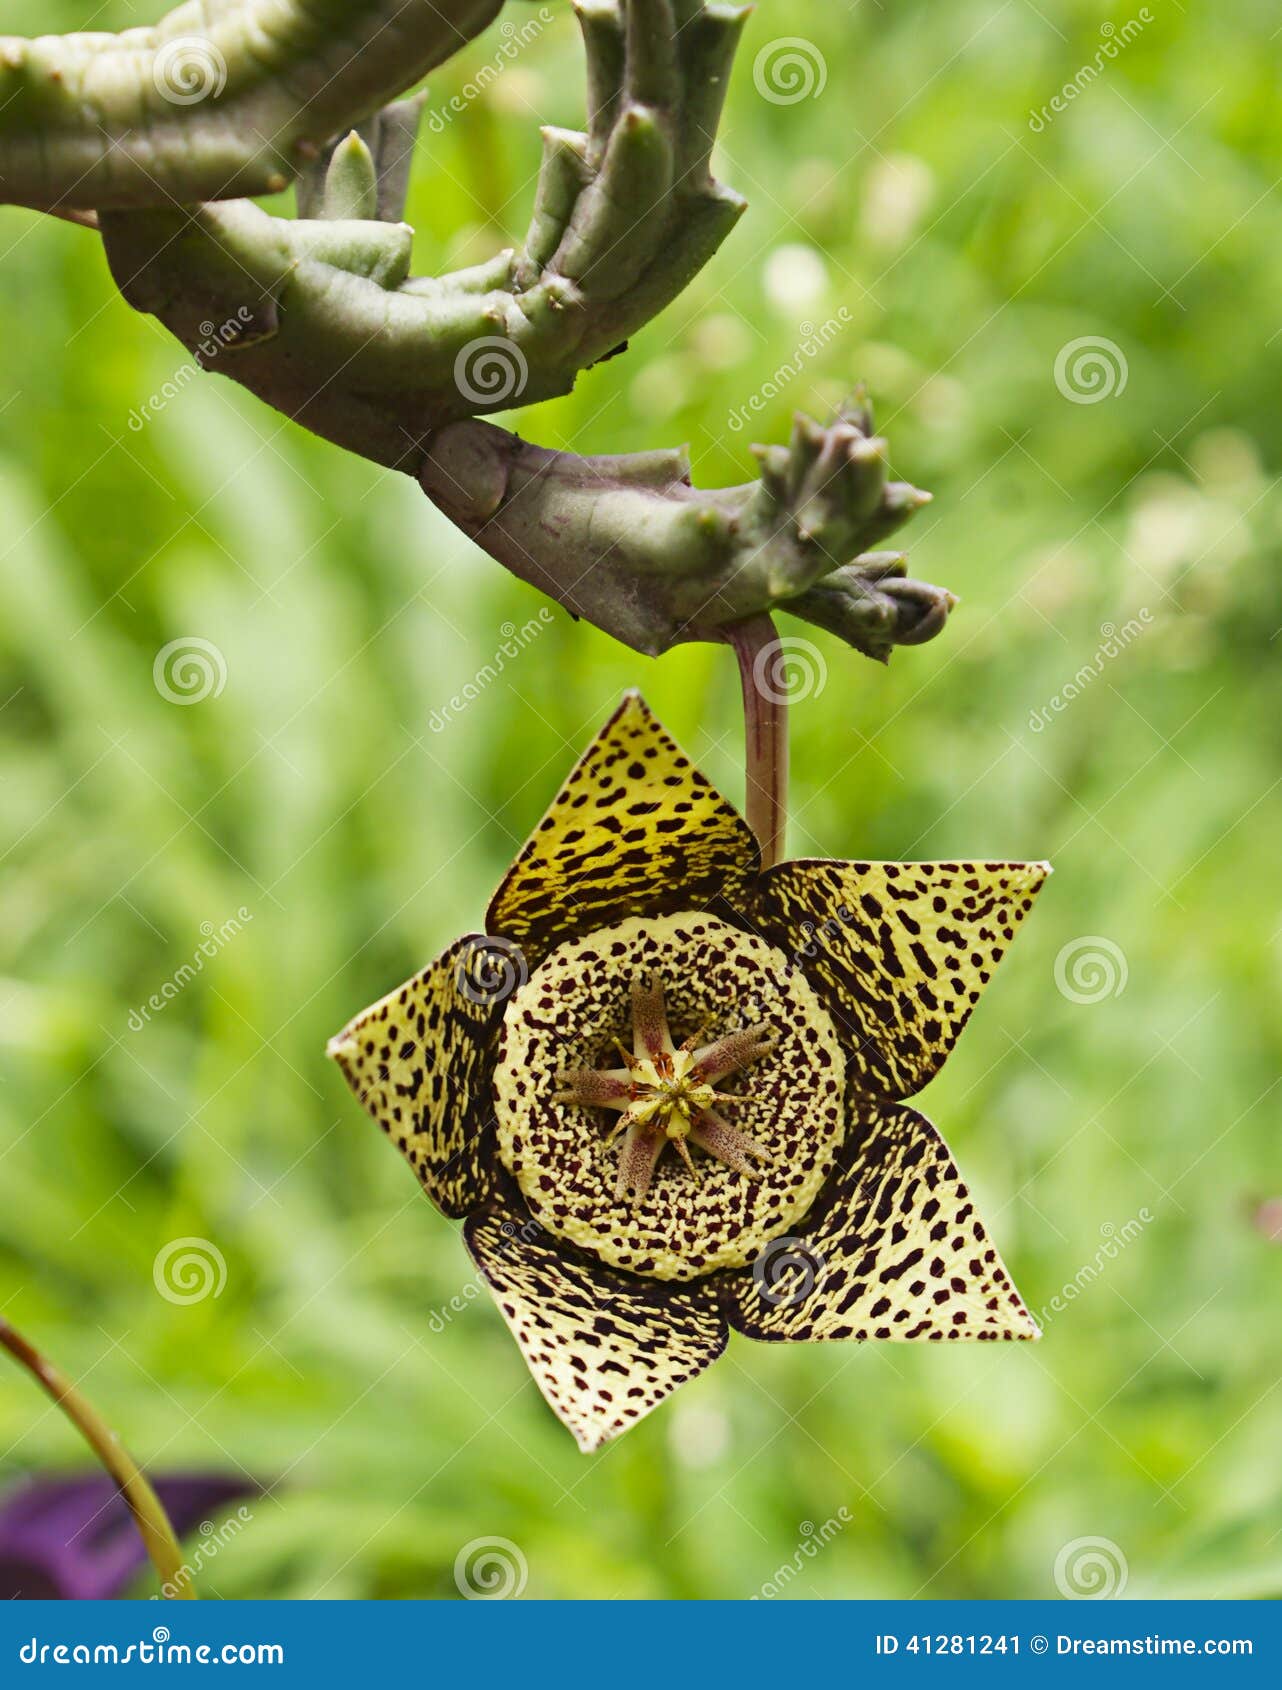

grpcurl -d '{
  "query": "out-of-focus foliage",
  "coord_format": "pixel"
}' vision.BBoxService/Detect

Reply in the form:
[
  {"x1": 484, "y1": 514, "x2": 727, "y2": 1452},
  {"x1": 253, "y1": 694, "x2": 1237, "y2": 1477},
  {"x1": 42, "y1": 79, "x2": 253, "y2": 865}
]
[{"x1": 1, "y1": 0, "x2": 1279, "y2": 1600}]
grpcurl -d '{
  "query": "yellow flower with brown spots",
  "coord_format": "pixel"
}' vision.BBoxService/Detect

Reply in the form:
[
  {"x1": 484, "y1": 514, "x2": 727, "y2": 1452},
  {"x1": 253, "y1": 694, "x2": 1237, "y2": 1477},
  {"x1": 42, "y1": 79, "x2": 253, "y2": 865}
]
[{"x1": 329, "y1": 694, "x2": 1050, "y2": 1452}]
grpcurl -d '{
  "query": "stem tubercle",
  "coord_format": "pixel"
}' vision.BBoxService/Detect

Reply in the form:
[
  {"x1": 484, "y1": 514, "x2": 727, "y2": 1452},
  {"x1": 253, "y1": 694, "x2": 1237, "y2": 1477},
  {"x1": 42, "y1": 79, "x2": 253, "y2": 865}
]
[
  {"x1": 723, "y1": 613, "x2": 789, "y2": 871},
  {"x1": 0, "y1": 1314, "x2": 196, "y2": 1599}
]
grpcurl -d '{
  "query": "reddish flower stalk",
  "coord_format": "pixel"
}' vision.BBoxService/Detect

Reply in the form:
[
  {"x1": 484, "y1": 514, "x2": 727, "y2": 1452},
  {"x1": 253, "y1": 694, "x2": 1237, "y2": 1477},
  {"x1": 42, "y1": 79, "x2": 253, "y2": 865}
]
[{"x1": 724, "y1": 614, "x2": 789, "y2": 870}]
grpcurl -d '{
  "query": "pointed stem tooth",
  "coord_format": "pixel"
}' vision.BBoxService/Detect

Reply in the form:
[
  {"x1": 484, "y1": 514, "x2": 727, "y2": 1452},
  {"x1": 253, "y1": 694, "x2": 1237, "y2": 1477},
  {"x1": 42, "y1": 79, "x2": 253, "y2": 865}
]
[
  {"x1": 520, "y1": 126, "x2": 591, "y2": 284},
  {"x1": 838, "y1": 391, "x2": 874, "y2": 437},
  {"x1": 750, "y1": 443, "x2": 793, "y2": 507},
  {"x1": 321, "y1": 130, "x2": 379, "y2": 222},
  {"x1": 625, "y1": 0, "x2": 679, "y2": 107},
  {"x1": 575, "y1": 0, "x2": 627, "y2": 153}
]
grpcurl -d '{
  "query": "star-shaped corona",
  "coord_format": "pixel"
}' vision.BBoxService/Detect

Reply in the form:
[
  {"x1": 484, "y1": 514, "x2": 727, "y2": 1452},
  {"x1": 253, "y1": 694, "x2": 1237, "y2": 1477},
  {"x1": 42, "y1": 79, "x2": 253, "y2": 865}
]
[
  {"x1": 557, "y1": 975, "x2": 776, "y2": 1202},
  {"x1": 329, "y1": 694, "x2": 1050, "y2": 1452}
]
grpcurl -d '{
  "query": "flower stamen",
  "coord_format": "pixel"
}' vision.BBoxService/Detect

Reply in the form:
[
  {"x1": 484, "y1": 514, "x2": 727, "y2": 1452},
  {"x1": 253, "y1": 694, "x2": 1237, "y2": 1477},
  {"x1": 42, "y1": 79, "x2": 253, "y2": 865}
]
[{"x1": 558, "y1": 973, "x2": 777, "y2": 1206}]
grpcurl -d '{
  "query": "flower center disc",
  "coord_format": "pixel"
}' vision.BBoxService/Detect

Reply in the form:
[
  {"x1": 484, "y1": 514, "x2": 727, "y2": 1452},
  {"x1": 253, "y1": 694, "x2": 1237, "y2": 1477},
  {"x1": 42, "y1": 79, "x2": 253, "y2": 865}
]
[{"x1": 493, "y1": 912, "x2": 847, "y2": 1281}]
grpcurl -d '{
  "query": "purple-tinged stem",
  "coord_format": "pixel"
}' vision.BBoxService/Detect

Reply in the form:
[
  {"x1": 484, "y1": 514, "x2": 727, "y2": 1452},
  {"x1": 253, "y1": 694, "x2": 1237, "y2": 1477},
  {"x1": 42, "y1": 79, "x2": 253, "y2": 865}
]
[{"x1": 724, "y1": 614, "x2": 789, "y2": 870}]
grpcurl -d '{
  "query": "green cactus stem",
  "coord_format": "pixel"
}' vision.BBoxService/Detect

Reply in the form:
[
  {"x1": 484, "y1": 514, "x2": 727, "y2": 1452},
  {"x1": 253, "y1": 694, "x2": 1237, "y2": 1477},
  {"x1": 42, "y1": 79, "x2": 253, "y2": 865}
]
[
  {"x1": 0, "y1": 0, "x2": 505, "y2": 211},
  {"x1": 5, "y1": 0, "x2": 958, "y2": 671},
  {"x1": 418, "y1": 408, "x2": 953, "y2": 658},
  {"x1": 96, "y1": 1, "x2": 749, "y2": 467}
]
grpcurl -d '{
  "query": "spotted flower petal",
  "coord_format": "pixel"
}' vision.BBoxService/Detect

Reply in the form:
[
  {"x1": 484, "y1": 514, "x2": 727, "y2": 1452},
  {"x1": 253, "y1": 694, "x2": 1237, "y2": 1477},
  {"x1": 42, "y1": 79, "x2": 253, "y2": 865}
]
[
  {"x1": 719, "y1": 1102, "x2": 1039, "y2": 1343},
  {"x1": 465, "y1": 1191, "x2": 727, "y2": 1452},
  {"x1": 328, "y1": 936, "x2": 501, "y2": 1218},
  {"x1": 756, "y1": 859, "x2": 1049, "y2": 1100},
  {"x1": 487, "y1": 692, "x2": 759, "y2": 965}
]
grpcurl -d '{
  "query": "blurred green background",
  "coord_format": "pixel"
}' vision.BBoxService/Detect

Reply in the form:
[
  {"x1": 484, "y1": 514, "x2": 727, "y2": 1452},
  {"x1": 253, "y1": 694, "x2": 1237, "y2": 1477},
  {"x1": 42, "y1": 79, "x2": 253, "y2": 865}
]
[{"x1": 2, "y1": 0, "x2": 1279, "y2": 1600}]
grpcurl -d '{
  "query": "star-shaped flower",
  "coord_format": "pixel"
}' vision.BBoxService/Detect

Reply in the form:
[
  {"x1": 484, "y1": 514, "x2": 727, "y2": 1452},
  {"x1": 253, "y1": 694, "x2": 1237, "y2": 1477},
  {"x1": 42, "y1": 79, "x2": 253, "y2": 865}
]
[{"x1": 329, "y1": 695, "x2": 1049, "y2": 1452}]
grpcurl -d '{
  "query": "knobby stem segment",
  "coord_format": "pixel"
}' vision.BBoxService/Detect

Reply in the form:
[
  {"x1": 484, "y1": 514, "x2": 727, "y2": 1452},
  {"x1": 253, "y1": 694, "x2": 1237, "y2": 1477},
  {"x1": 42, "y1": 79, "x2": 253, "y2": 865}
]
[
  {"x1": 725, "y1": 615, "x2": 789, "y2": 872},
  {"x1": 0, "y1": 1316, "x2": 196, "y2": 1600}
]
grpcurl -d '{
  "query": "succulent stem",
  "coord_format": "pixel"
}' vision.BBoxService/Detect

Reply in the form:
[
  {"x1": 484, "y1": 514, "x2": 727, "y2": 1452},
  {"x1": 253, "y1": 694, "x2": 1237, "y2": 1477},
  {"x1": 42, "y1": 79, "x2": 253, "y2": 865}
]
[
  {"x1": 0, "y1": 1315, "x2": 195, "y2": 1599},
  {"x1": 0, "y1": 0, "x2": 505, "y2": 210}
]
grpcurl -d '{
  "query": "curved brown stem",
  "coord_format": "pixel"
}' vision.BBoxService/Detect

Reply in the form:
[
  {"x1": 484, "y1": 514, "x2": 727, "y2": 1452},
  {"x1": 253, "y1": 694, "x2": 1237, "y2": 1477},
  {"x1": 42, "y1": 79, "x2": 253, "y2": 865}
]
[
  {"x1": 724, "y1": 614, "x2": 789, "y2": 871},
  {"x1": 0, "y1": 1315, "x2": 196, "y2": 1599}
]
